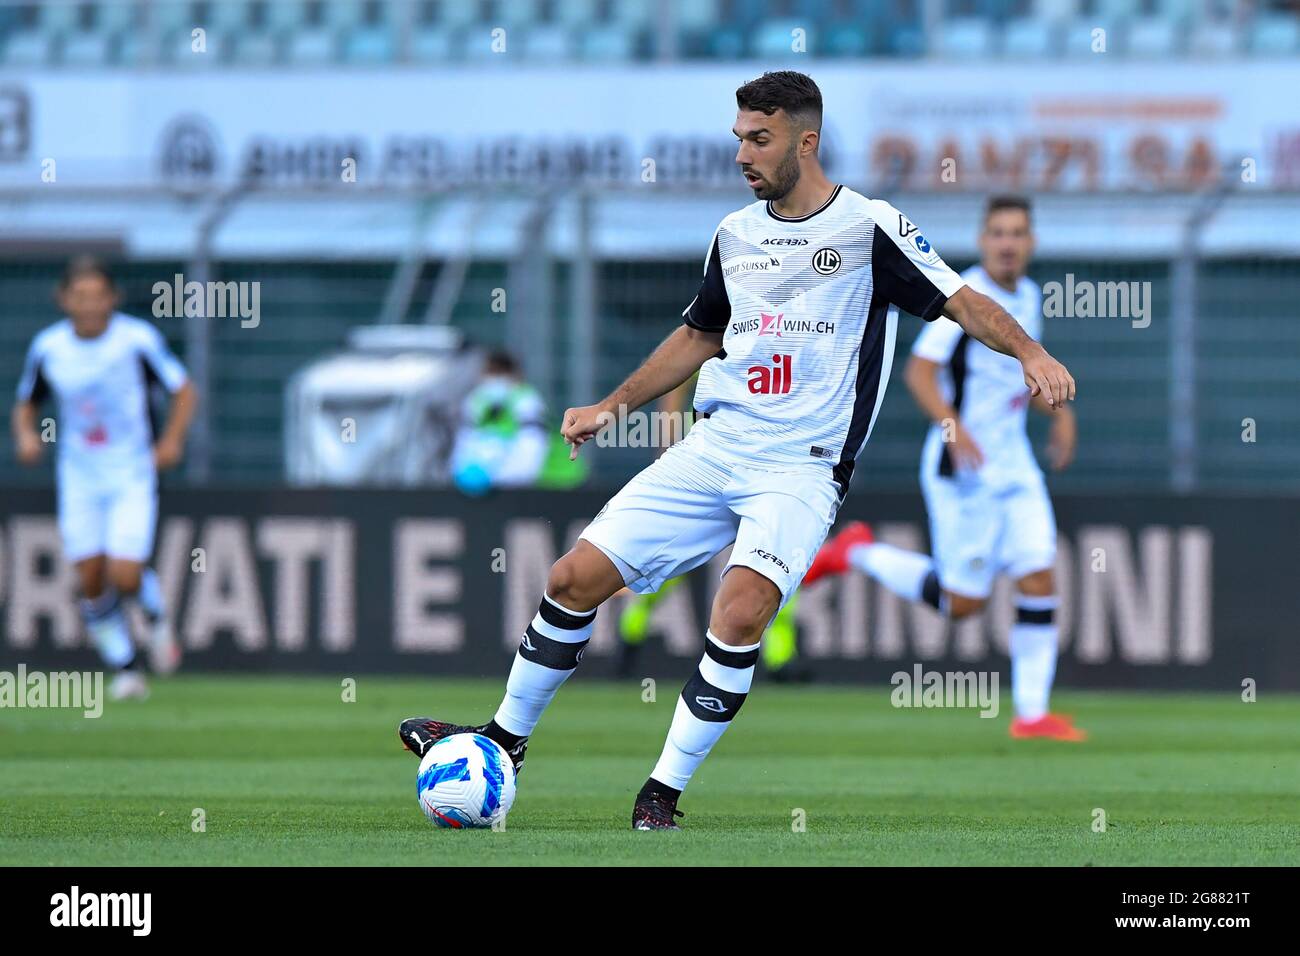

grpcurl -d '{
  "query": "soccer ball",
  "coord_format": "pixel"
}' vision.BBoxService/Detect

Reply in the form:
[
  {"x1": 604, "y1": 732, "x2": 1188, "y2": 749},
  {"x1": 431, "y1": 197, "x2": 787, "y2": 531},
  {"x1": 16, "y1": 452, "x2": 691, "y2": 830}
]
[{"x1": 416, "y1": 733, "x2": 516, "y2": 829}]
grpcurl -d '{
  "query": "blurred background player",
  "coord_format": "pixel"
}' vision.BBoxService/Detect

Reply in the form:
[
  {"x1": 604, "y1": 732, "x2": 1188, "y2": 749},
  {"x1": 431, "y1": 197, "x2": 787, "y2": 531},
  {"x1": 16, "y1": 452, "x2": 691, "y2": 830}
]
[
  {"x1": 807, "y1": 196, "x2": 1082, "y2": 740},
  {"x1": 11, "y1": 257, "x2": 194, "y2": 699},
  {"x1": 450, "y1": 350, "x2": 587, "y2": 495}
]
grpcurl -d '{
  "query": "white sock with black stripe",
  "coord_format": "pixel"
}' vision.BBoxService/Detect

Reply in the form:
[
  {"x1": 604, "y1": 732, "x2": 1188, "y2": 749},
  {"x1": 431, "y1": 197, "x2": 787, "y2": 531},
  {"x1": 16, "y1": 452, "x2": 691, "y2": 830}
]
[
  {"x1": 491, "y1": 593, "x2": 596, "y2": 739},
  {"x1": 647, "y1": 631, "x2": 760, "y2": 794},
  {"x1": 79, "y1": 588, "x2": 136, "y2": 671},
  {"x1": 1010, "y1": 594, "x2": 1059, "y2": 721}
]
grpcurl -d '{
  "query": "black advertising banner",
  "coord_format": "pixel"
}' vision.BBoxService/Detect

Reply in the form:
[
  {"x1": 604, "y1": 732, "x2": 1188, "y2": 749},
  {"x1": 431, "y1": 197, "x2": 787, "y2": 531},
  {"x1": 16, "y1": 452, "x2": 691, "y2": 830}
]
[{"x1": 0, "y1": 487, "x2": 1295, "y2": 690}]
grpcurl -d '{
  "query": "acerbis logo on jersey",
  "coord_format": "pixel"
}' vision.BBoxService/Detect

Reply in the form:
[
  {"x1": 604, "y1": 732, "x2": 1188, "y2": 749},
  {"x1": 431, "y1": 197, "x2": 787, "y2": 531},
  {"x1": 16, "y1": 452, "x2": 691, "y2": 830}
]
[
  {"x1": 811, "y1": 247, "x2": 841, "y2": 275},
  {"x1": 747, "y1": 354, "x2": 794, "y2": 394},
  {"x1": 760, "y1": 237, "x2": 808, "y2": 246}
]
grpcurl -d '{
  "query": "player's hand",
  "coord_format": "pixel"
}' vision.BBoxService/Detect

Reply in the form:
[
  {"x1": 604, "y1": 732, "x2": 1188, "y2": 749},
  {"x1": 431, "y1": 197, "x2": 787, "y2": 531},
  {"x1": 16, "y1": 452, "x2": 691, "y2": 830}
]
[
  {"x1": 1020, "y1": 346, "x2": 1075, "y2": 410},
  {"x1": 561, "y1": 404, "x2": 612, "y2": 461},
  {"x1": 153, "y1": 435, "x2": 184, "y2": 471},
  {"x1": 1048, "y1": 408, "x2": 1077, "y2": 471},
  {"x1": 15, "y1": 430, "x2": 43, "y2": 465},
  {"x1": 945, "y1": 420, "x2": 984, "y2": 471}
]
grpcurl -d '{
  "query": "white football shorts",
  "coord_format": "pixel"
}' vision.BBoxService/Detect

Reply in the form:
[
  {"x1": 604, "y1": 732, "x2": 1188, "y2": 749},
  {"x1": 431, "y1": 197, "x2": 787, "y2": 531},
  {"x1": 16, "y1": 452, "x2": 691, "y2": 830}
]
[
  {"x1": 579, "y1": 419, "x2": 841, "y2": 607},
  {"x1": 57, "y1": 466, "x2": 158, "y2": 564},
  {"x1": 920, "y1": 469, "x2": 1056, "y2": 599}
]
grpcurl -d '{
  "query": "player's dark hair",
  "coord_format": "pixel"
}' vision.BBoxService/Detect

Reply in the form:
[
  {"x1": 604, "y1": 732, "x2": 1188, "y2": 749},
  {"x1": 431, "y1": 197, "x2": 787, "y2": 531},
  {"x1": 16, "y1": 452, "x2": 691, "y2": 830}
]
[
  {"x1": 736, "y1": 71, "x2": 823, "y2": 134},
  {"x1": 984, "y1": 195, "x2": 1032, "y2": 224},
  {"x1": 485, "y1": 350, "x2": 521, "y2": 376},
  {"x1": 59, "y1": 255, "x2": 117, "y2": 291}
]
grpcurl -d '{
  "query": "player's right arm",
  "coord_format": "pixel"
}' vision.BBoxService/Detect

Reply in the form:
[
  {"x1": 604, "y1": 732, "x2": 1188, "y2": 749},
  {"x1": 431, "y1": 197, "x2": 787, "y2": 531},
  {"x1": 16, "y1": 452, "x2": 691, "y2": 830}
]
[
  {"x1": 561, "y1": 325, "x2": 722, "y2": 460},
  {"x1": 11, "y1": 336, "x2": 49, "y2": 465},
  {"x1": 563, "y1": 226, "x2": 729, "y2": 459},
  {"x1": 903, "y1": 354, "x2": 983, "y2": 470}
]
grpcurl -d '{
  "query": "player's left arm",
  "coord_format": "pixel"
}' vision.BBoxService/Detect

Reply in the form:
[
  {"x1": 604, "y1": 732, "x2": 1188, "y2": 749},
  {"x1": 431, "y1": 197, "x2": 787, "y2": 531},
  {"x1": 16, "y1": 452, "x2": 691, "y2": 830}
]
[
  {"x1": 140, "y1": 324, "x2": 197, "y2": 470},
  {"x1": 941, "y1": 286, "x2": 1075, "y2": 410}
]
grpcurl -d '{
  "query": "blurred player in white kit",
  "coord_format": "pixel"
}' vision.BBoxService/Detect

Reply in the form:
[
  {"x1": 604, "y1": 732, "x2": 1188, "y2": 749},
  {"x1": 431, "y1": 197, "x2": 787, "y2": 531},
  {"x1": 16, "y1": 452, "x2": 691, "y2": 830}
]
[
  {"x1": 11, "y1": 257, "x2": 196, "y2": 700},
  {"x1": 808, "y1": 197, "x2": 1085, "y2": 741}
]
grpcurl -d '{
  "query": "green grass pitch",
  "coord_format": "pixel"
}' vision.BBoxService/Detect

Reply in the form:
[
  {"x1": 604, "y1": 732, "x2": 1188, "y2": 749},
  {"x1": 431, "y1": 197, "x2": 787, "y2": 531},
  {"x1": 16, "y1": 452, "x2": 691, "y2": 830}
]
[{"x1": 2, "y1": 676, "x2": 1297, "y2": 866}]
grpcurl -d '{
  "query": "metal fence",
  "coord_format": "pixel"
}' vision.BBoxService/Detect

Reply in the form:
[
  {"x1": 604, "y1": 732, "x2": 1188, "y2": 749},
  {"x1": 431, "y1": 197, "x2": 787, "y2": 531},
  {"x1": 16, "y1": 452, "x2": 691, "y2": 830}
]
[{"x1": 1, "y1": 186, "x2": 1298, "y2": 493}]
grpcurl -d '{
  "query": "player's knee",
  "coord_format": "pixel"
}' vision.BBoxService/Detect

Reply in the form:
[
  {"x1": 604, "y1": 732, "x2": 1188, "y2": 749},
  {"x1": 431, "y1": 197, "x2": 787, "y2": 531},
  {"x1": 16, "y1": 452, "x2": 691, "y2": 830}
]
[
  {"x1": 946, "y1": 592, "x2": 986, "y2": 619},
  {"x1": 77, "y1": 560, "x2": 107, "y2": 598},
  {"x1": 711, "y1": 577, "x2": 779, "y2": 644},
  {"x1": 110, "y1": 564, "x2": 143, "y2": 595},
  {"x1": 1016, "y1": 568, "x2": 1054, "y2": 597},
  {"x1": 545, "y1": 554, "x2": 604, "y2": 613}
]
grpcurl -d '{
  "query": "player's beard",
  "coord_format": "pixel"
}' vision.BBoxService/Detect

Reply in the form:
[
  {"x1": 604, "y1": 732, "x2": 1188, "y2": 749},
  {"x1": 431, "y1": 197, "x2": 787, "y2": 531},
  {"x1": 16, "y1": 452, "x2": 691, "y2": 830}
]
[{"x1": 750, "y1": 142, "x2": 801, "y2": 202}]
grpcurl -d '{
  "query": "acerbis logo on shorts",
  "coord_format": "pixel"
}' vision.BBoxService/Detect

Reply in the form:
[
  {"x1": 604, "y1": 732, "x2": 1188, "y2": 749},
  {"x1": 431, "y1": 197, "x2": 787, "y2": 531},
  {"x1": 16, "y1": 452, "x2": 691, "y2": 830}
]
[
  {"x1": 749, "y1": 547, "x2": 791, "y2": 574},
  {"x1": 729, "y1": 313, "x2": 836, "y2": 337}
]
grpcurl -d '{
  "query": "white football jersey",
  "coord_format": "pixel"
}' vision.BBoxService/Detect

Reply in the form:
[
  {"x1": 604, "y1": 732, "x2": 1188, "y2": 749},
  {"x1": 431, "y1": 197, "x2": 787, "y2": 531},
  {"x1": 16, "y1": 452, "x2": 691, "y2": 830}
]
[
  {"x1": 16, "y1": 312, "x2": 188, "y2": 481},
  {"x1": 683, "y1": 185, "x2": 966, "y2": 497},
  {"x1": 913, "y1": 265, "x2": 1043, "y2": 488}
]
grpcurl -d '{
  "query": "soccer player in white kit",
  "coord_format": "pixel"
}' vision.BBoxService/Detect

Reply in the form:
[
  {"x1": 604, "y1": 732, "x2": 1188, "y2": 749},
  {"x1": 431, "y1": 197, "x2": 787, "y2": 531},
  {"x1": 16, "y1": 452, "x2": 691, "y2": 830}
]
[
  {"x1": 11, "y1": 258, "x2": 196, "y2": 700},
  {"x1": 398, "y1": 73, "x2": 1077, "y2": 828},
  {"x1": 807, "y1": 196, "x2": 1085, "y2": 741}
]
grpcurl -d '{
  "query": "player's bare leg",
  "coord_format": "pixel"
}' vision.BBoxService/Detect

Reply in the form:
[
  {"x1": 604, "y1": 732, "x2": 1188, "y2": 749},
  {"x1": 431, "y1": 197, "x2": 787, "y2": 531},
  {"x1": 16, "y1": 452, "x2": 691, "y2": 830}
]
[
  {"x1": 76, "y1": 555, "x2": 147, "y2": 700},
  {"x1": 633, "y1": 566, "x2": 778, "y2": 830},
  {"x1": 398, "y1": 540, "x2": 627, "y2": 773},
  {"x1": 1008, "y1": 568, "x2": 1084, "y2": 741}
]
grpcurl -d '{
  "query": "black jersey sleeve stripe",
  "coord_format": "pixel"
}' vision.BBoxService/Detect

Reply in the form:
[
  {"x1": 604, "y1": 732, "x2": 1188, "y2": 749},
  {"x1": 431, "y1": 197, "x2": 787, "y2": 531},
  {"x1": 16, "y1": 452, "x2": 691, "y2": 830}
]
[
  {"x1": 936, "y1": 334, "x2": 971, "y2": 478},
  {"x1": 871, "y1": 223, "x2": 952, "y2": 322},
  {"x1": 681, "y1": 230, "x2": 730, "y2": 333}
]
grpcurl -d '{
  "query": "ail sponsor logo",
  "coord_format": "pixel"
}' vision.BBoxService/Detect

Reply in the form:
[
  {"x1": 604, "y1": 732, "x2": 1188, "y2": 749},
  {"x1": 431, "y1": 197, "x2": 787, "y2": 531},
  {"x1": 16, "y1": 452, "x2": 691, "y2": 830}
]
[{"x1": 747, "y1": 354, "x2": 794, "y2": 394}]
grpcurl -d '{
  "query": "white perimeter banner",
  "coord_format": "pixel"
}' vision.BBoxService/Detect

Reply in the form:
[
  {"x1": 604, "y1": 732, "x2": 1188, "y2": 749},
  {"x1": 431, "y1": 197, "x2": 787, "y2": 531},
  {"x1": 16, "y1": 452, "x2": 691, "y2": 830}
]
[{"x1": 1, "y1": 61, "x2": 1298, "y2": 191}]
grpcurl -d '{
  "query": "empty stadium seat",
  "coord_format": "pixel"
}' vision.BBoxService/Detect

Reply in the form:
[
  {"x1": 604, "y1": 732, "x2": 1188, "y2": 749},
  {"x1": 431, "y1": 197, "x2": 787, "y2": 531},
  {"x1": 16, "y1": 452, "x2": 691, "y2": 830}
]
[
  {"x1": 1062, "y1": 17, "x2": 1111, "y2": 56},
  {"x1": 936, "y1": 17, "x2": 996, "y2": 58},
  {"x1": 752, "y1": 19, "x2": 811, "y2": 59},
  {"x1": 821, "y1": 22, "x2": 872, "y2": 57},
  {"x1": 1188, "y1": 19, "x2": 1239, "y2": 58},
  {"x1": 285, "y1": 27, "x2": 338, "y2": 65},
  {"x1": 164, "y1": 26, "x2": 226, "y2": 67},
  {"x1": 579, "y1": 25, "x2": 636, "y2": 61},
  {"x1": 707, "y1": 25, "x2": 746, "y2": 59},
  {"x1": 98, "y1": 1, "x2": 143, "y2": 34},
  {"x1": 343, "y1": 25, "x2": 397, "y2": 63},
  {"x1": 1250, "y1": 14, "x2": 1299, "y2": 56},
  {"x1": 407, "y1": 26, "x2": 456, "y2": 62},
  {"x1": 61, "y1": 29, "x2": 115, "y2": 67},
  {"x1": 1126, "y1": 16, "x2": 1181, "y2": 58},
  {"x1": 1003, "y1": 17, "x2": 1054, "y2": 57},
  {"x1": 553, "y1": 0, "x2": 599, "y2": 27},
  {"x1": 522, "y1": 24, "x2": 576, "y2": 61},
  {"x1": 230, "y1": 31, "x2": 281, "y2": 66},
  {"x1": 432, "y1": 0, "x2": 483, "y2": 29}
]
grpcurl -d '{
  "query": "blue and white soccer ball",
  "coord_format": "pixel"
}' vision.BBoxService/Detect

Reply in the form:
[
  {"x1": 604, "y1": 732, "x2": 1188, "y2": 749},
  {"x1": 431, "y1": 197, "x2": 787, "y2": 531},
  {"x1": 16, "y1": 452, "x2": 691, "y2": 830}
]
[{"x1": 416, "y1": 733, "x2": 516, "y2": 829}]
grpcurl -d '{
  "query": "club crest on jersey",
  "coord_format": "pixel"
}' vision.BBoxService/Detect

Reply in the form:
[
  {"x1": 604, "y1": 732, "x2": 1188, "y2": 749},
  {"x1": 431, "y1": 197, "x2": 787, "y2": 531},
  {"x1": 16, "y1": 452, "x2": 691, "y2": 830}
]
[
  {"x1": 811, "y1": 247, "x2": 841, "y2": 276},
  {"x1": 748, "y1": 354, "x2": 793, "y2": 394}
]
